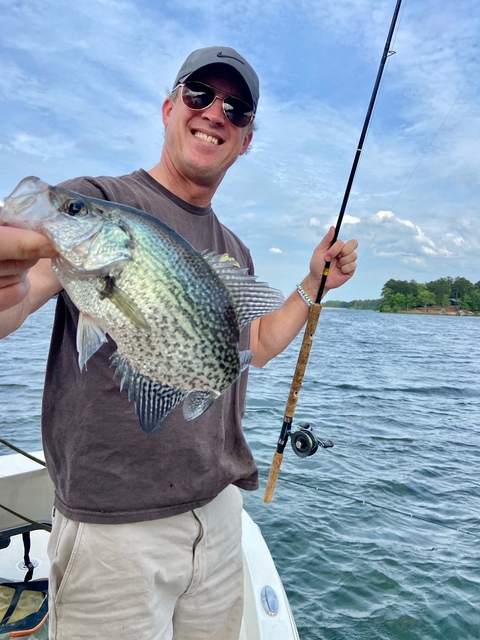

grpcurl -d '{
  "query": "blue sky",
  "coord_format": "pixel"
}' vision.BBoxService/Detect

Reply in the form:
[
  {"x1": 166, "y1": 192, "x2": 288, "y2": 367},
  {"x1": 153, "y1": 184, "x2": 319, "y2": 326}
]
[{"x1": 1, "y1": 0, "x2": 478, "y2": 300}]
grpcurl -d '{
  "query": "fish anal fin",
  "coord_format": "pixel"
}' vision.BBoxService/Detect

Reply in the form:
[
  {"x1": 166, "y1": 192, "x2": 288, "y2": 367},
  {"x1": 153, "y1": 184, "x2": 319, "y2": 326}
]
[{"x1": 111, "y1": 352, "x2": 187, "y2": 433}]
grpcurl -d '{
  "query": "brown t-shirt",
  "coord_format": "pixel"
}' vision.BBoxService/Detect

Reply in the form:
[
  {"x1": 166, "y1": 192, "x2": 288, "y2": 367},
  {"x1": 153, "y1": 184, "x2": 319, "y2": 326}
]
[{"x1": 42, "y1": 169, "x2": 258, "y2": 524}]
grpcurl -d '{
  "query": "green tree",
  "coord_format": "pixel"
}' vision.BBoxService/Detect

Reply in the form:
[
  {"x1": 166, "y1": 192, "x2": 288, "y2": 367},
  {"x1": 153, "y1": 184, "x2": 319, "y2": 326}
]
[
  {"x1": 441, "y1": 294, "x2": 451, "y2": 308},
  {"x1": 378, "y1": 287, "x2": 393, "y2": 312},
  {"x1": 350, "y1": 299, "x2": 380, "y2": 310},
  {"x1": 382, "y1": 279, "x2": 419, "y2": 298},
  {"x1": 382, "y1": 280, "x2": 399, "y2": 296},
  {"x1": 452, "y1": 277, "x2": 474, "y2": 301},
  {"x1": 426, "y1": 277, "x2": 453, "y2": 305},
  {"x1": 392, "y1": 292, "x2": 406, "y2": 312},
  {"x1": 406, "y1": 280, "x2": 420, "y2": 297},
  {"x1": 326, "y1": 276, "x2": 479, "y2": 314},
  {"x1": 417, "y1": 288, "x2": 436, "y2": 311},
  {"x1": 463, "y1": 291, "x2": 480, "y2": 312},
  {"x1": 405, "y1": 293, "x2": 418, "y2": 310}
]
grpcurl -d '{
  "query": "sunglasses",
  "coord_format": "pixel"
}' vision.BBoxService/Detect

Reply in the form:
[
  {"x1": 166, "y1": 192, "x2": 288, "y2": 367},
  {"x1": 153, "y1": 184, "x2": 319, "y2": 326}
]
[{"x1": 178, "y1": 81, "x2": 255, "y2": 129}]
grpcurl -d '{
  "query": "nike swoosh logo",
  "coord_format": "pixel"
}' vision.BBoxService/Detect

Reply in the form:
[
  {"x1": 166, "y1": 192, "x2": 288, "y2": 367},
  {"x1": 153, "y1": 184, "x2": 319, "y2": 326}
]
[{"x1": 217, "y1": 51, "x2": 245, "y2": 65}]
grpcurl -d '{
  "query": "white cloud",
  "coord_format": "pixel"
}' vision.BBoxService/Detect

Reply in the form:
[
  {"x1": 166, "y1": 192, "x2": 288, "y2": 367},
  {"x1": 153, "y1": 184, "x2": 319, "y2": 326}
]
[
  {"x1": 343, "y1": 214, "x2": 361, "y2": 225},
  {"x1": 402, "y1": 256, "x2": 425, "y2": 266},
  {"x1": 445, "y1": 234, "x2": 467, "y2": 248},
  {"x1": 269, "y1": 247, "x2": 283, "y2": 254},
  {"x1": 0, "y1": 0, "x2": 478, "y2": 298},
  {"x1": 421, "y1": 246, "x2": 453, "y2": 258},
  {"x1": 1, "y1": 133, "x2": 74, "y2": 160},
  {"x1": 376, "y1": 211, "x2": 394, "y2": 220}
]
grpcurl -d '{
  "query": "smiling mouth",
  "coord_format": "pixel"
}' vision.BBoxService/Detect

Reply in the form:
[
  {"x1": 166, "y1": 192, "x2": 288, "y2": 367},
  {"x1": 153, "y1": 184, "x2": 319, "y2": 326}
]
[{"x1": 193, "y1": 131, "x2": 221, "y2": 145}]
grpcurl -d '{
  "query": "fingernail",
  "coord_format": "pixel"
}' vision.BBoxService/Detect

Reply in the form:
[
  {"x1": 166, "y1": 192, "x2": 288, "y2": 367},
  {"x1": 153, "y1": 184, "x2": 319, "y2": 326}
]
[{"x1": 38, "y1": 245, "x2": 57, "y2": 258}]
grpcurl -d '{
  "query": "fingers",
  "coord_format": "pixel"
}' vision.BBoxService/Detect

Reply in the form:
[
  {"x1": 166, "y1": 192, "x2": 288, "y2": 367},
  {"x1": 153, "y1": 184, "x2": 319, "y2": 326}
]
[
  {"x1": 337, "y1": 239, "x2": 358, "y2": 272},
  {"x1": 342, "y1": 238, "x2": 359, "y2": 256},
  {"x1": 0, "y1": 227, "x2": 56, "y2": 312},
  {"x1": 321, "y1": 226, "x2": 336, "y2": 251},
  {"x1": 322, "y1": 236, "x2": 358, "y2": 289},
  {"x1": 325, "y1": 237, "x2": 358, "y2": 262},
  {"x1": 309, "y1": 231, "x2": 358, "y2": 283},
  {"x1": 0, "y1": 274, "x2": 32, "y2": 312},
  {"x1": 338, "y1": 254, "x2": 357, "y2": 275},
  {"x1": 0, "y1": 226, "x2": 56, "y2": 261}
]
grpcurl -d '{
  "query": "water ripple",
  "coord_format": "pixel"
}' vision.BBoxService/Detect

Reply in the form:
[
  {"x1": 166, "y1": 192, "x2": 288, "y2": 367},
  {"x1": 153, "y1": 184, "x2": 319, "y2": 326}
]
[{"x1": 1, "y1": 306, "x2": 480, "y2": 639}]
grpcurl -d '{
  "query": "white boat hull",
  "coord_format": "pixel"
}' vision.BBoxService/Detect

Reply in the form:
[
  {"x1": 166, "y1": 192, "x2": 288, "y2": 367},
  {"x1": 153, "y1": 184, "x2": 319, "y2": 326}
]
[{"x1": 0, "y1": 452, "x2": 299, "y2": 639}]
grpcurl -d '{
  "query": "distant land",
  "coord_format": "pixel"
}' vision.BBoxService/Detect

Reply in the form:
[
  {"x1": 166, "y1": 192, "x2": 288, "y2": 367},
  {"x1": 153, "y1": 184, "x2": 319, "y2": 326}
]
[{"x1": 324, "y1": 276, "x2": 480, "y2": 315}]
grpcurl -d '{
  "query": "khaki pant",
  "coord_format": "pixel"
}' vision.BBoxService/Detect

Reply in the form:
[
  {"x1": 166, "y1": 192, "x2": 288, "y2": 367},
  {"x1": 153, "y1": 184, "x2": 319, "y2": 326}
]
[{"x1": 47, "y1": 485, "x2": 244, "y2": 639}]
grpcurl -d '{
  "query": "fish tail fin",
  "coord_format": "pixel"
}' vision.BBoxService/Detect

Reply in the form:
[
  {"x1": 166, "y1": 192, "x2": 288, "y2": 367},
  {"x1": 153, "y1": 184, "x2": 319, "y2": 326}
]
[{"x1": 239, "y1": 349, "x2": 253, "y2": 372}]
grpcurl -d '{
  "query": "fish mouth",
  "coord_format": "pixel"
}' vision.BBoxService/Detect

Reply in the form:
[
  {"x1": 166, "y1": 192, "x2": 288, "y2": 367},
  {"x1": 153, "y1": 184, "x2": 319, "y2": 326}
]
[{"x1": 3, "y1": 176, "x2": 50, "y2": 222}]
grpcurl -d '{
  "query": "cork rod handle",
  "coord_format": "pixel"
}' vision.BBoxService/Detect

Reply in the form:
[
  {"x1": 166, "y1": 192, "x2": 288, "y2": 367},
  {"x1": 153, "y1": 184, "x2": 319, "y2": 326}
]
[{"x1": 263, "y1": 303, "x2": 322, "y2": 503}]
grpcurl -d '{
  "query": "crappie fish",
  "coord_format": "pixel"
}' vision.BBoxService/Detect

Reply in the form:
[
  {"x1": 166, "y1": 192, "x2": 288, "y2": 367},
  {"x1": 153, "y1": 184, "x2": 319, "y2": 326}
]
[{"x1": 1, "y1": 176, "x2": 284, "y2": 433}]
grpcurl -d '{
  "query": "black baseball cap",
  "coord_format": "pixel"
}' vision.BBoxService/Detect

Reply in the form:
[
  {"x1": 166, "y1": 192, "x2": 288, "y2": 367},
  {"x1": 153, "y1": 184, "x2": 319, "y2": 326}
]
[{"x1": 173, "y1": 46, "x2": 260, "y2": 112}]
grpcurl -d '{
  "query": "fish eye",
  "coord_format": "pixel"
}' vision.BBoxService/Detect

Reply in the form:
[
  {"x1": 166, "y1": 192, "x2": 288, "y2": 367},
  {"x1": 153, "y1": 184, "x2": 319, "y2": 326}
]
[{"x1": 64, "y1": 199, "x2": 86, "y2": 216}]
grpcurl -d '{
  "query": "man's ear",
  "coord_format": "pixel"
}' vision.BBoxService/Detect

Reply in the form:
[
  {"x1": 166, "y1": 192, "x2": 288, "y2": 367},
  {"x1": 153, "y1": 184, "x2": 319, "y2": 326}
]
[
  {"x1": 162, "y1": 97, "x2": 174, "y2": 126},
  {"x1": 240, "y1": 131, "x2": 253, "y2": 156}
]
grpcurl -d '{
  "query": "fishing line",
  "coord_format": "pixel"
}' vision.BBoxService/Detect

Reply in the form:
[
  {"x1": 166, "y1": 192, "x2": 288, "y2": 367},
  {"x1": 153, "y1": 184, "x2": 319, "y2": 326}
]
[
  {"x1": 0, "y1": 502, "x2": 51, "y2": 533},
  {"x1": 358, "y1": 90, "x2": 464, "y2": 263},
  {"x1": 0, "y1": 441, "x2": 51, "y2": 532},
  {"x1": 0, "y1": 439, "x2": 46, "y2": 467},
  {"x1": 259, "y1": 470, "x2": 480, "y2": 541}
]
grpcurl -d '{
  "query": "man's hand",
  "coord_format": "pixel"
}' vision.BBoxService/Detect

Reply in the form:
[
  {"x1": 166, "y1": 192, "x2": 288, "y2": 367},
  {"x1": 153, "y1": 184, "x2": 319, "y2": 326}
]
[
  {"x1": 308, "y1": 226, "x2": 358, "y2": 295},
  {"x1": 0, "y1": 221, "x2": 56, "y2": 312}
]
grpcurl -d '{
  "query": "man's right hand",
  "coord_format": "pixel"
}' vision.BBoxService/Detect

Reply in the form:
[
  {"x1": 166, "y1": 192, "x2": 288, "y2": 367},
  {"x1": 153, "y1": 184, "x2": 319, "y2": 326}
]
[{"x1": 0, "y1": 220, "x2": 57, "y2": 313}]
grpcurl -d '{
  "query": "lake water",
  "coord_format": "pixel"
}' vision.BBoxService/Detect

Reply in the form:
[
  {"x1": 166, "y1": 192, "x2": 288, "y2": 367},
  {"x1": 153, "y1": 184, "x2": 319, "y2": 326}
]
[{"x1": 1, "y1": 302, "x2": 479, "y2": 639}]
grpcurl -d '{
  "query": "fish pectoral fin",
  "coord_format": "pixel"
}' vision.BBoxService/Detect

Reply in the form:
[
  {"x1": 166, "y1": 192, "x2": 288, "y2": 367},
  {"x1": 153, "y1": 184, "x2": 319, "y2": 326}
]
[
  {"x1": 101, "y1": 276, "x2": 151, "y2": 332},
  {"x1": 77, "y1": 313, "x2": 108, "y2": 370},
  {"x1": 111, "y1": 352, "x2": 187, "y2": 433},
  {"x1": 183, "y1": 390, "x2": 220, "y2": 421}
]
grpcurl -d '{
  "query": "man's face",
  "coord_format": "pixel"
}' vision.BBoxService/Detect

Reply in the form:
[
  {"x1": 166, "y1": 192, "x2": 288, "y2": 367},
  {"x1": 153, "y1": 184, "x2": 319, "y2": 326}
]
[{"x1": 162, "y1": 67, "x2": 253, "y2": 189}]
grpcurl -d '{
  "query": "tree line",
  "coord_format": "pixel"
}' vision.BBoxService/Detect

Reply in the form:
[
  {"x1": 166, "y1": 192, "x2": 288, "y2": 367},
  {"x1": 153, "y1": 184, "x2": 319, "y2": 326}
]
[{"x1": 323, "y1": 276, "x2": 480, "y2": 313}]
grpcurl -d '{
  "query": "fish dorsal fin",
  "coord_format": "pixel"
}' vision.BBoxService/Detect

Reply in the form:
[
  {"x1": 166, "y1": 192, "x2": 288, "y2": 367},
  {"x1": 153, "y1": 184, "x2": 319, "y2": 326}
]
[
  {"x1": 183, "y1": 390, "x2": 219, "y2": 421},
  {"x1": 111, "y1": 352, "x2": 187, "y2": 433},
  {"x1": 201, "y1": 251, "x2": 285, "y2": 330},
  {"x1": 77, "y1": 313, "x2": 108, "y2": 370}
]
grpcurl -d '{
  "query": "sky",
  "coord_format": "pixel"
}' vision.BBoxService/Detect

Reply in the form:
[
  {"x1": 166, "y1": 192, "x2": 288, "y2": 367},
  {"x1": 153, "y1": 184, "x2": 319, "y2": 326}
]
[{"x1": 0, "y1": 0, "x2": 479, "y2": 300}]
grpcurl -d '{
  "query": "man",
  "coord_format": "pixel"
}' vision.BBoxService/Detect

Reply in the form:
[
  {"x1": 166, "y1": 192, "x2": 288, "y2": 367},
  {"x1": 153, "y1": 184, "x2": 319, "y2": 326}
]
[{"x1": 0, "y1": 47, "x2": 358, "y2": 639}]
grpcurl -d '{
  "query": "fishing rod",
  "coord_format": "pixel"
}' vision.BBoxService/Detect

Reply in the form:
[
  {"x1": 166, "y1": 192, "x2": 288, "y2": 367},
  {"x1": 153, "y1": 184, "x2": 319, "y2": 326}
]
[{"x1": 264, "y1": 0, "x2": 404, "y2": 504}]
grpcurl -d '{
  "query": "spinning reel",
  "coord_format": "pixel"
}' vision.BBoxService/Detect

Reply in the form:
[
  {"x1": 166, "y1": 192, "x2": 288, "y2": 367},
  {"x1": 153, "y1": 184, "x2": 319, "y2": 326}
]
[{"x1": 289, "y1": 422, "x2": 333, "y2": 458}]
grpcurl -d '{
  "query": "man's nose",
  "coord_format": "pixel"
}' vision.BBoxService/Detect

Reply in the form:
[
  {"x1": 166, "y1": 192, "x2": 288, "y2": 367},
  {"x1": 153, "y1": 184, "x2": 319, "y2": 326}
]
[{"x1": 201, "y1": 95, "x2": 226, "y2": 125}]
